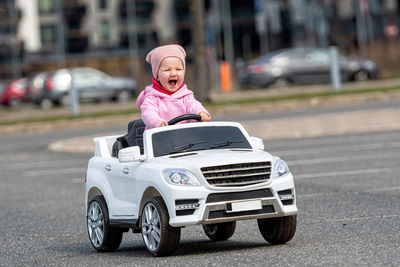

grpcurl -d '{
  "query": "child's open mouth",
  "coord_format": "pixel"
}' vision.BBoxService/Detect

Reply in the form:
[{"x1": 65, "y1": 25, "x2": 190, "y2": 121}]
[{"x1": 169, "y1": 79, "x2": 177, "y2": 87}]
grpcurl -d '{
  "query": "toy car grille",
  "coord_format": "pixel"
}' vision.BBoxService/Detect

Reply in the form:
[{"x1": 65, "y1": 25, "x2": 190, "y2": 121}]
[
  {"x1": 206, "y1": 189, "x2": 273, "y2": 203},
  {"x1": 201, "y1": 161, "x2": 271, "y2": 187}
]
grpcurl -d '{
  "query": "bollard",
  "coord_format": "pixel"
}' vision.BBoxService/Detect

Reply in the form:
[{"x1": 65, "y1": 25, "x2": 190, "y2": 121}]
[
  {"x1": 69, "y1": 70, "x2": 80, "y2": 116},
  {"x1": 219, "y1": 61, "x2": 232, "y2": 92},
  {"x1": 329, "y1": 46, "x2": 341, "y2": 92}
]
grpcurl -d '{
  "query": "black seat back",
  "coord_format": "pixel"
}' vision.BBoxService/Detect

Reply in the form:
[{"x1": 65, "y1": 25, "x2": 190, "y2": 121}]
[{"x1": 112, "y1": 119, "x2": 146, "y2": 157}]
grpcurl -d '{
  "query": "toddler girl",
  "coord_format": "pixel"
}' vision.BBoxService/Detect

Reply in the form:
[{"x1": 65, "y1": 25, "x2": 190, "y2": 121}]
[{"x1": 136, "y1": 44, "x2": 211, "y2": 129}]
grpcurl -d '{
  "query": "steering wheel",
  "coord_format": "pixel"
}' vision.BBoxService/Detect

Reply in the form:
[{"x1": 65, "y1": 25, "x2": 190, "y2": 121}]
[{"x1": 168, "y1": 114, "x2": 202, "y2": 125}]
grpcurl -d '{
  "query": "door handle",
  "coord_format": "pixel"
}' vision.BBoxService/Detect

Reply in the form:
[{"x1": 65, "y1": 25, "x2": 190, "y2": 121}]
[
  {"x1": 123, "y1": 167, "x2": 129, "y2": 175},
  {"x1": 105, "y1": 164, "x2": 111, "y2": 172}
]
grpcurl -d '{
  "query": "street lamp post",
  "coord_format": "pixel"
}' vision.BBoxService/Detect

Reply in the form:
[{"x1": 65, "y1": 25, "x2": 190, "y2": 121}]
[
  {"x1": 127, "y1": 0, "x2": 139, "y2": 81},
  {"x1": 191, "y1": 0, "x2": 208, "y2": 101}
]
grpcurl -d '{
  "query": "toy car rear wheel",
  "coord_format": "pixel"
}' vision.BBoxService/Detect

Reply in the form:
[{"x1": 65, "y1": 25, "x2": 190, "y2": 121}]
[
  {"x1": 257, "y1": 215, "x2": 296, "y2": 244},
  {"x1": 87, "y1": 196, "x2": 123, "y2": 252},
  {"x1": 141, "y1": 197, "x2": 181, "y2": 256},
  {"x1": 202, "y1": 221, "x2": 236, "y2": 241}
]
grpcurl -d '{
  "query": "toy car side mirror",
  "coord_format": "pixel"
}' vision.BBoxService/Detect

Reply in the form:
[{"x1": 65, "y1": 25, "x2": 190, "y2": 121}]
[
  {"x1": 250, "y1": 136, "x2": 264, "y2": 151},
  {"x1": 118, "y1": 146, "x2": 143, "y2": 162}
]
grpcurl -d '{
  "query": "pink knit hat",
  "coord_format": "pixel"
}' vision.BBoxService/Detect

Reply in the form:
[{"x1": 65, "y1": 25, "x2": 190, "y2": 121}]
[{"x1": 146, "y1": 44, "x2": 186, "y2": 78}]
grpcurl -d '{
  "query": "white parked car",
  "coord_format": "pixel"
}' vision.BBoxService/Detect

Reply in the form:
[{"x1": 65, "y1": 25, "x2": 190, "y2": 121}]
[{"x1": 85, "y1": 115, "x2": 297, "y2": 256}]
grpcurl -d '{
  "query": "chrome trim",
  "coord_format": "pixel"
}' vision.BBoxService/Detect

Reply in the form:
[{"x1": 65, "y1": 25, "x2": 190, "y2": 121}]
[
  {"x1": 204, "y1": 171, "x2": 271, "y2": 180},
  {"x1": 202, "y1": 165, "x2": 270, "y2": 174},
  {"x1": 211, "y1": 180, "x2": 267, "y2": 187},
  {"x1": 175, "y1": 203, "x2": 200, "y2": 210},
  {"x1": 279, "y1": 194, "x2": 295, "y2": 200}
]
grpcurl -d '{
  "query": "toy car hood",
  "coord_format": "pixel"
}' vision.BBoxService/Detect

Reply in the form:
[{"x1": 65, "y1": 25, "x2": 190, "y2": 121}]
[{"x1": 149, "y1": 148, "x2": 273, "y2": 169}]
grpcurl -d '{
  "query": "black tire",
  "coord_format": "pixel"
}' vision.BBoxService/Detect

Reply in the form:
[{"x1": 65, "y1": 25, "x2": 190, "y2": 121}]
[
  {"x1": 202, "y1": 221, "x2": 236, "y2": 241},
  {"x1": 257, "y1": 215, "x2": 297, "y2": 244},
  {"x1": 87, "y1": 196, "x2": 123, "y2": 252},
  {"x1": 141, "y1": 197, "x2": 181, "y2": 256}
]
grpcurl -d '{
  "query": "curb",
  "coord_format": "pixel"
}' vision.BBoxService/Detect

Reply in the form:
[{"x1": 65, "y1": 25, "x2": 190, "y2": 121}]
[{"x1": 48, "y1": 106, "x2": 400, "y2": 154}]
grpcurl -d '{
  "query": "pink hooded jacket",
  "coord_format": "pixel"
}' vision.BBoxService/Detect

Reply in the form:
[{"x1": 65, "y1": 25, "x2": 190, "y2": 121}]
[{"x1": 136, "y1": 84, "x2": 209, "y2": 129}]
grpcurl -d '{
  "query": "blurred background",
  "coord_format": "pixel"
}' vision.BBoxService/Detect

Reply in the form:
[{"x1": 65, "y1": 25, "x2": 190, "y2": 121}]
[{"x1": 0, "y1": 0, "x2": 400, "y2": 108}]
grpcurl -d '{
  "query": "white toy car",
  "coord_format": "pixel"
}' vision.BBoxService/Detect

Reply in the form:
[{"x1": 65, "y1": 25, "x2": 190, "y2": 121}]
[{"x1": 85, "y1": 114, "x2": 297, "y2": 256}]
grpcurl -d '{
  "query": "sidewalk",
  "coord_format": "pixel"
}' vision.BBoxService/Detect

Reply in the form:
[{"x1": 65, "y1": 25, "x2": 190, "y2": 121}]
[
  {"x1": 48, "y1": 92, "x2": 400, "y2": 154},
  {"x1": 1, "y1": 79, "x2": 399, "y2": 153},
  {"x1": 48, "y1": 106, "x2": 400, "y2": 154}
]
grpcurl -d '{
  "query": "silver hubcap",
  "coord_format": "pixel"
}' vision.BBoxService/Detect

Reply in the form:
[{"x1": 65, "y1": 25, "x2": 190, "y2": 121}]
[
  {"x1": 87, "y1": 202, "x2": 104, "y2": 248},
  {"x1": 142, "y1": 203, "x2": 161, "y2": 251},
  {"x1": 41, "y1": 99, "x2": 52, "y2": 109},
  {"x1": 118, "y1": 91, "x2": 130, "y2": 102},
  {"x1": 355, "y1": 71, "x2": 368, "y2": 81}
]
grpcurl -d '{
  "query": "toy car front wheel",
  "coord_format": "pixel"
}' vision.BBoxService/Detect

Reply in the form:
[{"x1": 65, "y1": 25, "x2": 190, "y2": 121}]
[
  {"x1": 141, "y1": 197, "x2": 181, "y2": 256},
  {"x1": 257, "y1": 215, "x2": 296, "y2": 244},
  {"x1": 202, "y1": 221, "x2": 236, "y2": 241},
  {"x1": 87, "y1": 196, "x2": 123, "y2": 252}
]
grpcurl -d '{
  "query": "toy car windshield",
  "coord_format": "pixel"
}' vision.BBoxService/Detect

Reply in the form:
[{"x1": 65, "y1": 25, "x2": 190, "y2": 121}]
[{"x1": 152, "y1": 126, "x2": 252, "y2": 157}]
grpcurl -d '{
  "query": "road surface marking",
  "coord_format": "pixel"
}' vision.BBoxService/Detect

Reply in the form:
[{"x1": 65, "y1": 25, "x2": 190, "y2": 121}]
[{"x1": 295, "y1": 167, "x2": 393, "y2": 179}]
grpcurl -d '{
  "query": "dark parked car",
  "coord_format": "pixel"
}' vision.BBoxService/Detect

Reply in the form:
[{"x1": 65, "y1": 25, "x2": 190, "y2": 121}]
[
  {"x1": 37, "y1": 67, "x2": 137, "y2": 108},
  {"x1": 1, "y1": 78, "x2": 29, "y2": 108},
  {"x1": 240, "y1": 47, "x2": 379, "y2": 88}
]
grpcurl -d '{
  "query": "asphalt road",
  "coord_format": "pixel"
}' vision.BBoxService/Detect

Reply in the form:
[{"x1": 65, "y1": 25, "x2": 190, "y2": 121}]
[{"x1": 1, "y1": 113, "x2": 399, "y2": 266}]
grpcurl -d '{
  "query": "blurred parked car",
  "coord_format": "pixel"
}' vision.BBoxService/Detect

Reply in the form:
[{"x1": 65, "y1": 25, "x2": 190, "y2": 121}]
[
  {"x1": 27, "y1": 71, "x2": 51, "y2": 104},
  {"x1": 1, "y1": 78, "x2": 29, "y2": 108},
  {"x1": 37, "y1": 67, "x2": 137, "y2": 108},
  {"x1": 0, "y1": 82, "x2": 6, "y2": 108},
  {"x1": 240, "y1": 47, "x2": 379, "y2": 88}
]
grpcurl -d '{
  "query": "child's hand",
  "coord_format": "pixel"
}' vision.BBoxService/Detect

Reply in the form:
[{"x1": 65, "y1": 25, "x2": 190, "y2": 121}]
[
  {"x1": 199, "y1": 112, "x2": 211, "y2": 122},
  {"x1": 160, "y1": 121, "x2": 168, "y2": 127}
]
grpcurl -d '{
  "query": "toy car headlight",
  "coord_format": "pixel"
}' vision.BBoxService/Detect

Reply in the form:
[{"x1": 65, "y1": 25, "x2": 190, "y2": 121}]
[
  {"x1": 163, "y1": 169, "x2": 200, "y2": 186},
  {"x1": 273, "y1": 159, "x2": 290, "y2": 178}
]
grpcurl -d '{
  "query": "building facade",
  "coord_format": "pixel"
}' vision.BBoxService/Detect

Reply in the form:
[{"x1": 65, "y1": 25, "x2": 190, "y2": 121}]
[{"x1": 1, "y1": 0, "x2": 400, "y2": 82}]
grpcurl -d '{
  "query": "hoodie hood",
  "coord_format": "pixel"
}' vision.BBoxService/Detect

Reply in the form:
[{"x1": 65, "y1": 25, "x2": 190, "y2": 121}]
[{"x1": 136, "y1": 83, "x2": 193, "y2": 108}]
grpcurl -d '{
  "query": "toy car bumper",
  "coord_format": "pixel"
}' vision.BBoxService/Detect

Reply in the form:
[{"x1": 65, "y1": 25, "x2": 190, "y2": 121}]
[{"x1": 168, "y1": 174, "x2": 297, "y2": 227}]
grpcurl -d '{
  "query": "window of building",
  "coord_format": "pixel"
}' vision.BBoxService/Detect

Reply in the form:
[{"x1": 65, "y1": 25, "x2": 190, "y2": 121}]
[
  {"x1": 38, "y1": 0, "x2": 56, "y2": 14},
  {"x1": 99, "y1": 19, "x2": 110, "y2": 40},
  {"x1": 99, "y1": 0, "x2": 107, "y2": 9},
  {"x1": 40, "y1": 24, "x2": 57, "y2": 44}
]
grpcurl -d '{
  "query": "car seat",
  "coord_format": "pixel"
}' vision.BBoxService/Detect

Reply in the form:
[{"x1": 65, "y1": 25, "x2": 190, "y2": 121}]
[{"x1": 111, "y1": 119, "x2": 145, "y2": 157}]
